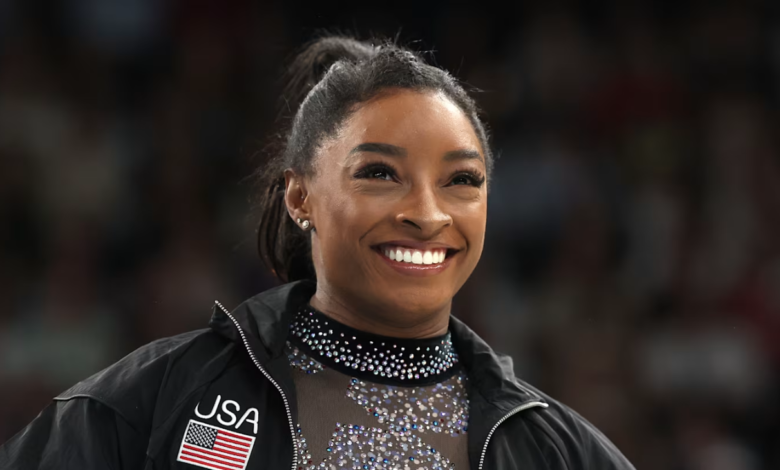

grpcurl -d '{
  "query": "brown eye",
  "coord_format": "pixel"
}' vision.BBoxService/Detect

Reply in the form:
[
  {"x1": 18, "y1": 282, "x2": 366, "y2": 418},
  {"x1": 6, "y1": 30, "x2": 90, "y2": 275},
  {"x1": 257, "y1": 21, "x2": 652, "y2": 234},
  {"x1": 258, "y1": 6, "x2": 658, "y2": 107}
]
[
  {"x1": 354, "y1": 163, "x2": 397, "y2": 181},
  {"x1": 449, "y1": 172, "x2": 485, "y2": 187},
  {"x1": 370, "y1": 169, "x2": 392, "y2": 180}
]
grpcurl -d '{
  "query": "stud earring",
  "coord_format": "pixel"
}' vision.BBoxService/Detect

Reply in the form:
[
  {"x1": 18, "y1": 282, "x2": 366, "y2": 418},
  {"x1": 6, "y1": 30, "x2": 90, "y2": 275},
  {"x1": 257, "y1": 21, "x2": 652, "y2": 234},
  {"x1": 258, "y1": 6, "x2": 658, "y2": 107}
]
[{"x1": 297, "y1": 218, "x2": 310, "y2": 230}]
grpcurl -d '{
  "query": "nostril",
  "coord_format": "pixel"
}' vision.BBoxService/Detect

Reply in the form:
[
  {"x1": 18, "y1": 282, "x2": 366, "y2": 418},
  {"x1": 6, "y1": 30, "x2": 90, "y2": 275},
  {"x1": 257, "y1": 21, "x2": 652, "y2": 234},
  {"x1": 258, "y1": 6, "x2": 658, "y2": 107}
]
[{"x1": 402, "y1": 219, "x2": 422, "y2": 230}]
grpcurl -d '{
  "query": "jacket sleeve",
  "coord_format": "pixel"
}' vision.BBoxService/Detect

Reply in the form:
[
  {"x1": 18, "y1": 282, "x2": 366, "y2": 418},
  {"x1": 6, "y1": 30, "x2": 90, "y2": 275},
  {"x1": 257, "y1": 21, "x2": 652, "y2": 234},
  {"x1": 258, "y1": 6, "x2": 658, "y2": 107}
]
[{"x1": 0, "y1": 397, "x2": 148, "y2": 470}]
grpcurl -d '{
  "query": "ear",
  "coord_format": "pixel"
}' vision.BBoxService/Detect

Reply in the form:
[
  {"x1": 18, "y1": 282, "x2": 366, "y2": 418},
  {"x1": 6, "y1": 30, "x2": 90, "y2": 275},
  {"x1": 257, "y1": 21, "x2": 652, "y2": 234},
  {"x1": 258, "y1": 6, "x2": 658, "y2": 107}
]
[{"x1": 284, "y1": 169, "x2": 312, "y2": 229}]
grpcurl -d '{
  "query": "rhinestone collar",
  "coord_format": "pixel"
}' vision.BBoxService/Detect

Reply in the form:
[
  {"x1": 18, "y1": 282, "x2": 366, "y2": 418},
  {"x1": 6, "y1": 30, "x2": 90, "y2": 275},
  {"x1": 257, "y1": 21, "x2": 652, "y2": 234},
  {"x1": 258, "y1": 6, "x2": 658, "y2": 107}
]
[{"x1": 288, "y1": 304, "x2": 460, "y2": 386}]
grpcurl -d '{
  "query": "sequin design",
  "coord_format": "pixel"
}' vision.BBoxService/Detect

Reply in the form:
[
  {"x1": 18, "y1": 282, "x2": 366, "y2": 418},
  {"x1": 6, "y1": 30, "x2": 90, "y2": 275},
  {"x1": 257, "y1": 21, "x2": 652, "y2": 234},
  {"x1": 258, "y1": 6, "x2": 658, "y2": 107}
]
[
  {"x1": 288, "y1": 347, "x2": 469, "y2": 469},
  {"x1": 347, "y1": 375, "x2": 469, "y2": 438},
  {"x1": 326, "y1": 423, "x2": 453, "y2": 469},
  {"x1": 294, "y1": 422, "x2": 456, "y2": 470},
  {"x1": 290, "y1": 306, "x2": 458, "y2": 385},
  {"x1": 296, "y1": 425, "x2": 316, "y2": 468},
  {"x1": 288, "y1": 343, "x2": 326, "y2": 374}
]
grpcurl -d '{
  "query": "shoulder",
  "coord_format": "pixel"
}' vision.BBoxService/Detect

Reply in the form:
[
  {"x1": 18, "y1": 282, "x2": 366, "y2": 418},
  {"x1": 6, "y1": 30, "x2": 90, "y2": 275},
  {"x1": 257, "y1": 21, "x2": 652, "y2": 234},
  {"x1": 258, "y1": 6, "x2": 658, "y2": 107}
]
[
  {"x1": 518, "y1": 382, "x2": 635, "y2": 470},
  {"x1": 0, "y1": 397, "x2": 148, "y2": 469},
  {"x1": 451, "y1": 318, "x2": 634, "y2": 468},
  {"x1": 55, "y1": 328, "x2": 236, "y2": 438}
]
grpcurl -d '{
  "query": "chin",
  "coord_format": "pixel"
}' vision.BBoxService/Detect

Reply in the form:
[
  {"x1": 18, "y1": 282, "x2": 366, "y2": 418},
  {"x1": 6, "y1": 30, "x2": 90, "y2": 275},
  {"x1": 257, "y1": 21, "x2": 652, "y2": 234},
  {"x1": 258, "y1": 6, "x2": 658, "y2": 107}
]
[{"x1": 376, "y1": 286, "x2": 452, "y2": 317}]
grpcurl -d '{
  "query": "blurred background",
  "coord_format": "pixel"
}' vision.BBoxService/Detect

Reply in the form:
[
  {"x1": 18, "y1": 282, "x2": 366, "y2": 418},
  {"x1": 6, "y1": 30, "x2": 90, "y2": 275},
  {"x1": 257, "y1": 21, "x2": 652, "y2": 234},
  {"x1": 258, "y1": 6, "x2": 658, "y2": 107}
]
[{"x1": 1, "y1": 0, "x2": 779, "y2": 468}]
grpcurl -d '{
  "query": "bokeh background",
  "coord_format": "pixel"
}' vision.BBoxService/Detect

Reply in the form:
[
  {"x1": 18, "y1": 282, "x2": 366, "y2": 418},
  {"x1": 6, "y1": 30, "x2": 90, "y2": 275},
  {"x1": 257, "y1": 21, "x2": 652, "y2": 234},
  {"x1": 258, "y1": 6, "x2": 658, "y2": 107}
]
[{"x1": 2, "y1": 1, "x2": 779, "y2": 468}]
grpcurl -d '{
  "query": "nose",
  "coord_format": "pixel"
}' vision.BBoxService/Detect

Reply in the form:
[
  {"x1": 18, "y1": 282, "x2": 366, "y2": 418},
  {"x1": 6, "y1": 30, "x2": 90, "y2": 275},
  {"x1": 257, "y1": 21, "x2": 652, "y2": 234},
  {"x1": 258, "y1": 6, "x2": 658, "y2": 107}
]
[{"x1": 395, "y1": 186, "x2": 453, "y2": 237}]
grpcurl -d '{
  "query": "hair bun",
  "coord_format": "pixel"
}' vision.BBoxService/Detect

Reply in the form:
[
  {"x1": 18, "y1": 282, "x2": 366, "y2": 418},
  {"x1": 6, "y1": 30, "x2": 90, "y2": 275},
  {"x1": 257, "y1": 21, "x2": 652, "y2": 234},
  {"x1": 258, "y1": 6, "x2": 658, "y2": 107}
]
[{"x1": 284, "y1": 36, "x2": 378, "y2": 113}]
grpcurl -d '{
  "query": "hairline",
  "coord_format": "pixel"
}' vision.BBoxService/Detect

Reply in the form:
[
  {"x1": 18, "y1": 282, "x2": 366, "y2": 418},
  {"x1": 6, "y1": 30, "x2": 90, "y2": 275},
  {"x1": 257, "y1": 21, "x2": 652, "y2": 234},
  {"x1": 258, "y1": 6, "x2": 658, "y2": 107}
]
[{"x1": 299, "y1": 87, "x2": 490, "y2": 177}]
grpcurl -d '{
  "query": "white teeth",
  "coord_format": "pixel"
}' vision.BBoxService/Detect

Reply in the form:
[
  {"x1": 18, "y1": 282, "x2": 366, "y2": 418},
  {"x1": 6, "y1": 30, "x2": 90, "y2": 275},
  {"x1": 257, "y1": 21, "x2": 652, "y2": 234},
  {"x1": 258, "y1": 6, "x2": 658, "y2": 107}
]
[{"x1": 382, "y1": 246, "x2": 449, "y2": 265}]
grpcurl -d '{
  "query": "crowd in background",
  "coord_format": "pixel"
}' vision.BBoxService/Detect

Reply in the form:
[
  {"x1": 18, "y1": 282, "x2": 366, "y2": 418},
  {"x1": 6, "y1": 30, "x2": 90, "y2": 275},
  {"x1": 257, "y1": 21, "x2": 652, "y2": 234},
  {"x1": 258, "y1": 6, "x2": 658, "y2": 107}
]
[{"x1": 1, "y1": 1, "x2": 779, "y2": 468}]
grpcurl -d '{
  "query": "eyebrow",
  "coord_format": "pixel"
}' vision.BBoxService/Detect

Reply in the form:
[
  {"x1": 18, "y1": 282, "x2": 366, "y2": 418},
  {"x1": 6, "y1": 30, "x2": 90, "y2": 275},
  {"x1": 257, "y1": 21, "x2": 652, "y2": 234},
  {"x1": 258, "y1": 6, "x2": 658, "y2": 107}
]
[
  {"x1": 443, "y1": 149, "x2": 483, "y2": 162},
  {"x1": 349, "y1": 142, "x2": 484, "y2": 163},
  {"x1": 349, "y1": 142, "x2": 407, "y2": 157}
]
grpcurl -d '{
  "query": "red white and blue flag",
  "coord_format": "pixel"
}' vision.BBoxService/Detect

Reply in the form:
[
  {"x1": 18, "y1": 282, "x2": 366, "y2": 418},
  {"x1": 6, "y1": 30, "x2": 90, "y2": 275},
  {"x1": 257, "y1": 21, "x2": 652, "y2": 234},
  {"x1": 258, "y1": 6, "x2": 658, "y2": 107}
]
[{"x1": 177, "y1": 420, "x2": 256, "y2": 470}]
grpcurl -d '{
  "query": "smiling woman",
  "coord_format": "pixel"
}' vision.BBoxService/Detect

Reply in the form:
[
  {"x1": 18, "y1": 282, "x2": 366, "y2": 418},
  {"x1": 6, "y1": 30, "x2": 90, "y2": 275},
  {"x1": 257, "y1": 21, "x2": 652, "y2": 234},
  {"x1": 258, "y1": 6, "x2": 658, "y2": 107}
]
[
  {"x1": 0, "y1": 36, "x2": 634, "y2": 470},
  {"x1": 285, "y1": 89, "x2": 488, "y2": 339}
]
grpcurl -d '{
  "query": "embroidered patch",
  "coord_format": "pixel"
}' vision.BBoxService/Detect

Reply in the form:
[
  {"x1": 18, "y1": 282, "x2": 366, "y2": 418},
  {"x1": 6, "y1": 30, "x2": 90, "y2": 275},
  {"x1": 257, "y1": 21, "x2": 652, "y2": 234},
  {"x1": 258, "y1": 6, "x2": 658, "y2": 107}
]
[{"x1": 177, "y1": 419, "x2": 256, "y2": 470}]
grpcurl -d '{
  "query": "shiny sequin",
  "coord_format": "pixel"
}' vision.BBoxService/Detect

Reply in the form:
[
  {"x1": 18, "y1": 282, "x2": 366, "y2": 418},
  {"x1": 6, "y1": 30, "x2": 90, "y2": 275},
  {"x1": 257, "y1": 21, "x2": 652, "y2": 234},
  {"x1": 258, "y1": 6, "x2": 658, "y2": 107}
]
[
  {"x1": 294, "y1": 422, "x2": 457, "y2": 470},
  {"x1": 289, "y1": 306, "x2": 458, "y2": 385},
  {"x1": 288, "y1": 343, "x2": 326, "y2": 374},
  {"x1": 329, "y1": 423, "x2": 452, "y2": 469},
  {"x1": 346, "y1": 374, "x2": 469, "y2": 438},
  {"x1": 288, "y1": 346, "x2": 469, "y2": 469},
  {"x1": 296, "y1": 425, "x2": 316, "y2": 468}
]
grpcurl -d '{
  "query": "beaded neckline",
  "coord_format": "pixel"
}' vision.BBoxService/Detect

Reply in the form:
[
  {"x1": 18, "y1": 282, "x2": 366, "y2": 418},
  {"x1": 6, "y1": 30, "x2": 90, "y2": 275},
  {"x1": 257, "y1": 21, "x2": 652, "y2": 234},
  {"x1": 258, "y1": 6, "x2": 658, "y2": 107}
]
[{"x1": 288, "y1": 304, "x2": 459, "y2": 386}]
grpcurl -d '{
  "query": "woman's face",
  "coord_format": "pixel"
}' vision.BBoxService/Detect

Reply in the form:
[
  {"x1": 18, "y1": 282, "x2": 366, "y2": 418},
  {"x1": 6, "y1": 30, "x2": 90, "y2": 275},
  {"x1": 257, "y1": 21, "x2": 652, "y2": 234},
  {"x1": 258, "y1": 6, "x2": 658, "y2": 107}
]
[{"x1": 294, "y1": 89, "x2": 487, "y2": 322}]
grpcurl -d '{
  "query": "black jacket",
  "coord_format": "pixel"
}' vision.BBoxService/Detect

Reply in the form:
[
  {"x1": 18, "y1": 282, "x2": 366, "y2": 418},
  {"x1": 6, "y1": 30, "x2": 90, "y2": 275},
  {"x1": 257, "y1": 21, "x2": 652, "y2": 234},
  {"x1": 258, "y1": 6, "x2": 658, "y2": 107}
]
[{"x1": 0, "y1": 280, "x2": 635, "y2": 469}]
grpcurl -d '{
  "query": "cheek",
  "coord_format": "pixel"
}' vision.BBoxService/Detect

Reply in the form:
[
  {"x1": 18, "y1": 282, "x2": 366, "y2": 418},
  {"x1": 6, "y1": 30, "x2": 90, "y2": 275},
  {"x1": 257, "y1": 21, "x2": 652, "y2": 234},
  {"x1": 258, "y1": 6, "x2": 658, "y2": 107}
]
[
  {"x1": 314, "y1": 192, "x2": 378, "y2": 258},
  {"x1": 457, "y1": 199, "x2": 487, "y2": 257}
]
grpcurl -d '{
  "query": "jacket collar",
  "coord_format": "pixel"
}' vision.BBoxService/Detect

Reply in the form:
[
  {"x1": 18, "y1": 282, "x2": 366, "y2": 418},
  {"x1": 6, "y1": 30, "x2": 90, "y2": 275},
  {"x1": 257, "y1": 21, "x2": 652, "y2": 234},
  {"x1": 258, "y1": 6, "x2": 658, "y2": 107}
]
[
  {"x1": 447, "y1": 313, "x2": 547, "y2": 468},
  {"x1": 449, "y1": 315, "x2": 545, "y2": 409},
  {"x1": 209, "y1": 280, "x2": 547, "y2": 467},
  {"x1": 210, "y1": 279, "x2": 545, "y2": 404},
  {"x1": 209, "y1": 280, "x2": 314, "y2": 362}
]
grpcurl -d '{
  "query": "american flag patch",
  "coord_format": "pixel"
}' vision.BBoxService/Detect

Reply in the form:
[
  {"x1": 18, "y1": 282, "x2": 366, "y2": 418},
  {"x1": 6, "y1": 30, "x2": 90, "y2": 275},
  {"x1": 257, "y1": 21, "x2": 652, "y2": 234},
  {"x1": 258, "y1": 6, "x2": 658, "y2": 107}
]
[{"x1": 176, "y1": 420, "x2": 256, "y2": 470}]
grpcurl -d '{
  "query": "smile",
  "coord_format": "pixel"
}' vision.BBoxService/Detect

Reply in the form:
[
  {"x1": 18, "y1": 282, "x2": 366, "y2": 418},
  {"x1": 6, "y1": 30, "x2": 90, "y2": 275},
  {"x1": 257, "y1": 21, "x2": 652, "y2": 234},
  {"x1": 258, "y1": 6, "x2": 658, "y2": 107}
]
[
  {"x1": 372, "y1": 243, "x2": 459, "y2": 277},
  {"x1": 381, "y1": 245, "x2": 448, "y2": 265}
]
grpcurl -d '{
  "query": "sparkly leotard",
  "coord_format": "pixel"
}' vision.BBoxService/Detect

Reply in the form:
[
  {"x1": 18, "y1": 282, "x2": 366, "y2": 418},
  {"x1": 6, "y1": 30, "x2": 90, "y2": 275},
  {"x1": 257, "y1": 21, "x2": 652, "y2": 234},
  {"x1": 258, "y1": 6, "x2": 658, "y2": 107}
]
[{"x1": 287, "y1": 305, "x2": 470, "y2": 470}]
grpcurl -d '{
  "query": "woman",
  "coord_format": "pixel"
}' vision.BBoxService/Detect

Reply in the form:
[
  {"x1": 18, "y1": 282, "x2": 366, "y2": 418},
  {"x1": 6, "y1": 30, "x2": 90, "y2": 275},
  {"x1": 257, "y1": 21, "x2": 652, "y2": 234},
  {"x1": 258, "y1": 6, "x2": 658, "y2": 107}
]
[{"x1": 0, "y1": 37, "x2": 634, "y2": 469}]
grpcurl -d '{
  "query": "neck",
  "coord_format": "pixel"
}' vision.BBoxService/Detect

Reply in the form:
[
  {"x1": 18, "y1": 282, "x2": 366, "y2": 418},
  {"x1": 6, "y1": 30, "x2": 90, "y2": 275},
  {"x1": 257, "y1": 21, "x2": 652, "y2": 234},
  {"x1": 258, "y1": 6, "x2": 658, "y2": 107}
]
[{"x1": 309, "y1": 284, "x2": 450, "y2": 339}]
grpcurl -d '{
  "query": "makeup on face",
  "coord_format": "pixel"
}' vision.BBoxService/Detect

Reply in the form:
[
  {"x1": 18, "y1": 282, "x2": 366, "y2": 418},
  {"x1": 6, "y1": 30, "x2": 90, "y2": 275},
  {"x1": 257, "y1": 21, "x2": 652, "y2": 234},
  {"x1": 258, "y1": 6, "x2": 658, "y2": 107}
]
[{"x1": 307, "y1": 89, "x2": 488, "y2": 324}]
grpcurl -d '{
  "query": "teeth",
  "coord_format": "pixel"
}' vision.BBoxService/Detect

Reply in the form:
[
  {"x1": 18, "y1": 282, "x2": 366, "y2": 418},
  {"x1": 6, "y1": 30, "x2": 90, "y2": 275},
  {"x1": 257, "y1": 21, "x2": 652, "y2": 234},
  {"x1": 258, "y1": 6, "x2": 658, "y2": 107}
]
[{"x1": 381, "y1": 246, "x2": 448, "y2": 265}]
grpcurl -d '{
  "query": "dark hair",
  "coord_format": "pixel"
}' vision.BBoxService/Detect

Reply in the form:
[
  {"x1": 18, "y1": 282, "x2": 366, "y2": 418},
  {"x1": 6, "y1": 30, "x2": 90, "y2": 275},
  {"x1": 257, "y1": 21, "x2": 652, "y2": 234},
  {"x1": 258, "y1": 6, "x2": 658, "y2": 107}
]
[{"x1": 255, "y1": 35, "x2": 493, "y2": 283}]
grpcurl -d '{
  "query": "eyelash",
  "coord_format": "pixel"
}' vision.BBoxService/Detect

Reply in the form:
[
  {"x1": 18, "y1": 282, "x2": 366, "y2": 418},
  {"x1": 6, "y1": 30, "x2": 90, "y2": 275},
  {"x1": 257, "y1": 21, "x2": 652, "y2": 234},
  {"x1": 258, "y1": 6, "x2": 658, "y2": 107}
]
[
  {"x1": 354, "y1": 163, "x2": 397, "y2": 181},
  {"x1": 353, "y1": 162, "x2": 486, "y2": 187},
  {"x1": 451, "y1": 171, "x2": 486, "y2": 187}
]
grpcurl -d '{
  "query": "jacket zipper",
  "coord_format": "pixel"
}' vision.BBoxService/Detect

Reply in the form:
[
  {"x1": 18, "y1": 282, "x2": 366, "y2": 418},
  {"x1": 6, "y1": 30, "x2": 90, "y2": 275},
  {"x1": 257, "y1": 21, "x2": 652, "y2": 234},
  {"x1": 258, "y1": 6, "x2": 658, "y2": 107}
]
[
  {"x1": 215, "y1": 301, "x2": 298, "y2": 470},
  {"x1": 478, "y1": 401, "x2": 549, "y2": 470}
]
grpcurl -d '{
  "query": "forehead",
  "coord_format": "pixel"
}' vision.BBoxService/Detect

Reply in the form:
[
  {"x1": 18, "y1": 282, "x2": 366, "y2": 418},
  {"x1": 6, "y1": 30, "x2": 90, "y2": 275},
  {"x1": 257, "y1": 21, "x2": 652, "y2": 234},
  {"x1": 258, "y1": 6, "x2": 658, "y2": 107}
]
[{"x1": 328, "y1": 89, "x2": 483, "y2": 160}]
